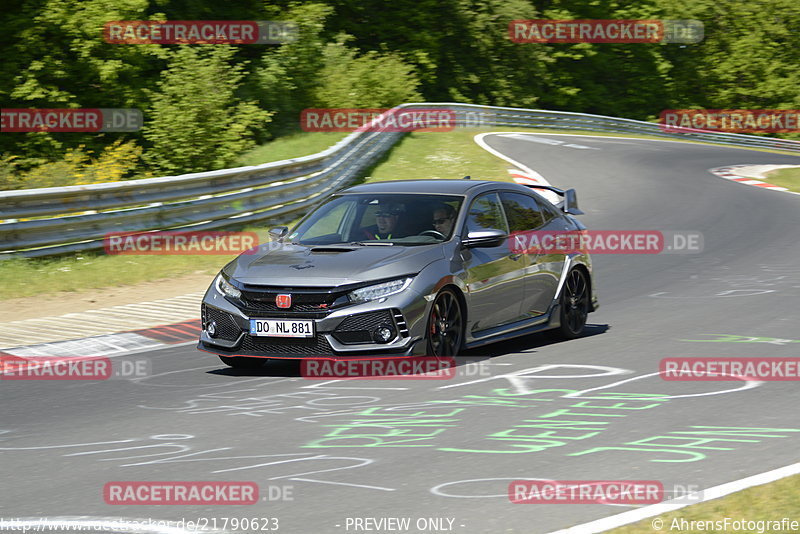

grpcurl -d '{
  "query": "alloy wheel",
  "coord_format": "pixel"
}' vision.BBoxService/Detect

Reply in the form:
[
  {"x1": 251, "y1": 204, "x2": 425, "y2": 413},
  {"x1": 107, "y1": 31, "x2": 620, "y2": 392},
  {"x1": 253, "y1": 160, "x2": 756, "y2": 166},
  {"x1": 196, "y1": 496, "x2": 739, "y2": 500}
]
[
  {"x1": 561, "y1": 268, "x2": 589, "y2": 337},
  {"x1": 428, "y1": 289, "x2": 464, "y2": 356}
]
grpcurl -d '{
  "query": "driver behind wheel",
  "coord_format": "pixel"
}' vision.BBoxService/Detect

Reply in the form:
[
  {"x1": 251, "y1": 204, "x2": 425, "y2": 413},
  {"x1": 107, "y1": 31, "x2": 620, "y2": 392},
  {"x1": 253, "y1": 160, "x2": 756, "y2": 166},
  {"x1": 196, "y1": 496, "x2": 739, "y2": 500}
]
[
  {"x1": 432, "y1": 203, "x2": 456, "y2": 238},
  {"x1": 362, "y1": 202, "x2": 405, "y2": 240}
]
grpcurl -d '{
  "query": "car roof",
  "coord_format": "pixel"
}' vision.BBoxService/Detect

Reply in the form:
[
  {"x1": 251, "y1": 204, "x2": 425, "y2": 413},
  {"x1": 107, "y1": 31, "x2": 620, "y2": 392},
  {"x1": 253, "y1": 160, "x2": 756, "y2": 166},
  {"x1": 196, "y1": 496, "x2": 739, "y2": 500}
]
[{"x1": 340, "y1": 178, "x2": 525, "y2": 196}]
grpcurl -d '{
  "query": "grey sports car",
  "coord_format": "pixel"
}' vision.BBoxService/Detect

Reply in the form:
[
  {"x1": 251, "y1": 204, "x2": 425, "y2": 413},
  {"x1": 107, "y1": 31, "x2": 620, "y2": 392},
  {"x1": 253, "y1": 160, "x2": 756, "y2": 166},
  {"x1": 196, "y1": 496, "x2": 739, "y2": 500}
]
[{"x1": 198, "y1": 178, "x2": 598, "y2": 368}]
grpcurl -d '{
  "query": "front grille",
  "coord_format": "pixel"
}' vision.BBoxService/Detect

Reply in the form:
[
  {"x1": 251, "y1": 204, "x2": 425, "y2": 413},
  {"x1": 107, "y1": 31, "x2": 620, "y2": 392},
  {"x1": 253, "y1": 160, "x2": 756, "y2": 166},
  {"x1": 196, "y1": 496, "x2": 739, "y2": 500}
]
[
  {"x1": 241, "y1": 300, "x2": 328, "y2": 313},
  {"x1": 332, "y1": 310, "x2": 395, "y2": 345},
  {"x1": 202, "y1": 304, "x2": 242, "y2": 341},
  {"x1": 236, "y1": 286, "x2": 349, "y2": 318},
  {"x1": 336, "y1": 310, "x2": 394, "y2": 331},
  {"x1": 238, "y1": 334, "x2": 334, "y2": 356}
]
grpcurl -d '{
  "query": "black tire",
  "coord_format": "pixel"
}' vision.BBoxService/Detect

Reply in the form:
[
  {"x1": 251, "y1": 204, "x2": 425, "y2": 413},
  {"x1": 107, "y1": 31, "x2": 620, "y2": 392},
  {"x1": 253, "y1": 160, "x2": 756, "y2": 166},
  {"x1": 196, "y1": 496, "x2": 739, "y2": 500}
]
[
  {"x1": 218, "y1": 355, "x2": 265, "y2": 369},
  {"x1": 426, "y1": 288, "x2": 464, "y2": 356},
  {"x1": 553, "y1": 268, "x2": 590, "y2": 339}
]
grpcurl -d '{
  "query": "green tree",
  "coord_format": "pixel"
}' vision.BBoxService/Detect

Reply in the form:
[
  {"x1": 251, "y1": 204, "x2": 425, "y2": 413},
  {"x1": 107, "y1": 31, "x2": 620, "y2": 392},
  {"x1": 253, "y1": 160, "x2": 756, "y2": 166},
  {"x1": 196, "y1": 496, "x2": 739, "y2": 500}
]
[
  {"x1": 0, "y1": 0, "x2": 166, "y2": 167},
  {"x1": 142, "y1": 45, "x2": 272, "y2": 174},
  {"x1": 312, "y1": 36, "x2": 422, "y2": 108},
  {"x1": 526, "y1": 0, "x2": 672, "y2": 118},
  {"x1": 655, "y1": 0, "x2": 800, "y2": 111},
  {"x1": 323, "y1": 0, "x2": 553, "y2": 107},
  {"x1": 251, "y1": 2, "x2": 333, "y2": 136}
]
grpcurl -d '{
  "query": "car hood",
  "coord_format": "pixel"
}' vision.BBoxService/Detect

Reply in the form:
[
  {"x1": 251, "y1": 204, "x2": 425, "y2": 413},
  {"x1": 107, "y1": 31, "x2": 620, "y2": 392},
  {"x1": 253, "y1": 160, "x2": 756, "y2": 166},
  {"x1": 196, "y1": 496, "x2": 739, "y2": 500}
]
[{"x1": 227, "y1": 243, "x2": 444, "y2": 287}]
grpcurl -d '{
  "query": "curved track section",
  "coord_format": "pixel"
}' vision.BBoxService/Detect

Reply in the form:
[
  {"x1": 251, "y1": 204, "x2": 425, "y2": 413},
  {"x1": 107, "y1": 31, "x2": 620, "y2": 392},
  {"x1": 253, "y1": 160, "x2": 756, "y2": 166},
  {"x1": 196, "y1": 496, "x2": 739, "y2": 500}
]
[{"x1": 2, "y1": 134, "x2": 799, "y2": 533}]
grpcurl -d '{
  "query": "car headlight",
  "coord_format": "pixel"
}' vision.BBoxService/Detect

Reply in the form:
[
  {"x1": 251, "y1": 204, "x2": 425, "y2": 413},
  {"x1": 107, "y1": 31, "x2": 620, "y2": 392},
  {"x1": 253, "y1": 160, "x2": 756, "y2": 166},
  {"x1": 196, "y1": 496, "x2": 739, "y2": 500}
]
[
  {"x1": 348, "y1": 277, "x2": 413, "y2": 303},
  {"x1": 215, "y1": 274, "x2": 242, "y2": 299}
]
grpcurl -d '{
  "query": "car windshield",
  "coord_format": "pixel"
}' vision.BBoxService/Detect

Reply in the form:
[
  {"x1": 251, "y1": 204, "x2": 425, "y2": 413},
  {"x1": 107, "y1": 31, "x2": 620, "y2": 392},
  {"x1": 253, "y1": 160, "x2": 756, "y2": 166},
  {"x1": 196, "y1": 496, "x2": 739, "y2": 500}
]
[{"x1": 288, "y1": 193, "x2": 464, "y2": 246}]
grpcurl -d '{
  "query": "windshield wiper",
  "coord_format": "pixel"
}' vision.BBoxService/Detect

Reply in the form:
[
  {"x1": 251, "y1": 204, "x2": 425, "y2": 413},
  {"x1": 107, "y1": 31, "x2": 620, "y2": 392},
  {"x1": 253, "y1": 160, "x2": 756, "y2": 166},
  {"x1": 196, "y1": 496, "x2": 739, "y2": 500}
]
[{"x1": 350, "y1": 241, "x2": 395, "y2": 246}]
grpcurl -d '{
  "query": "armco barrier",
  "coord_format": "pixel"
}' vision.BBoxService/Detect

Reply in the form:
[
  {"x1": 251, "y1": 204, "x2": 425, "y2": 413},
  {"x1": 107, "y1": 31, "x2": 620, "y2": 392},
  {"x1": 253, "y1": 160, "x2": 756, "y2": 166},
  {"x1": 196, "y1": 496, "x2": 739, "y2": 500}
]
[{"x1": 2, "y1": 103, "x2": 798, "y2": 258}]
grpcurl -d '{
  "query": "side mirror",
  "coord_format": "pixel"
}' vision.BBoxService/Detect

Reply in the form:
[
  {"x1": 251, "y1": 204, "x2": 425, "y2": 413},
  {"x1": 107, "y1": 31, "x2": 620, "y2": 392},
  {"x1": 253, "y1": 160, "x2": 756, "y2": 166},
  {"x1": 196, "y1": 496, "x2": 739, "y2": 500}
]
[
  {"x1": 563, "y1": 189, "x2": 584, "y2": 215},
  {"x1": 269, "y1": 226, "x2": 289, "y2": 241},
  {"x1": 462, "y1": 229, "x2": 507, "y2": 248}
]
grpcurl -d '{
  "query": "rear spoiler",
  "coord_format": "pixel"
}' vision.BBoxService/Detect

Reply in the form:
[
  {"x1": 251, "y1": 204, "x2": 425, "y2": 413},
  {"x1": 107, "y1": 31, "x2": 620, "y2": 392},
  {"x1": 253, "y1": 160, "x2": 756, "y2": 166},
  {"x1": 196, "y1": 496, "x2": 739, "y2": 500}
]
[{"x1": 519, "y1": 184, "x2": 584, "y2": 215}]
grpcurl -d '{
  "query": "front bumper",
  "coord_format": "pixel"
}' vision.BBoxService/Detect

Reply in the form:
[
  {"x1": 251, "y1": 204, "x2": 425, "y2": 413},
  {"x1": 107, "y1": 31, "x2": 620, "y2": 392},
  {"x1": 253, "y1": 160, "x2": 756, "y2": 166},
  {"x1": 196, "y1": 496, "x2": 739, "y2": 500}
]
[{"x1": 198, "y1": 291, "x2": 426, "y2": 360}]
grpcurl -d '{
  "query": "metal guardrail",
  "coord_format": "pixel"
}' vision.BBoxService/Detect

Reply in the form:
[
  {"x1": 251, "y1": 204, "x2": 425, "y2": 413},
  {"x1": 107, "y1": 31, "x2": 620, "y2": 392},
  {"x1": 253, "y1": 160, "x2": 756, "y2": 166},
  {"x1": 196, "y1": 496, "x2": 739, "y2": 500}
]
[
  {"x1": 2, "y1": 103, "x2": 799, "y2": 258},
  {"x1": 450, "y1": 104, "x2": 800, "y2": 151}
]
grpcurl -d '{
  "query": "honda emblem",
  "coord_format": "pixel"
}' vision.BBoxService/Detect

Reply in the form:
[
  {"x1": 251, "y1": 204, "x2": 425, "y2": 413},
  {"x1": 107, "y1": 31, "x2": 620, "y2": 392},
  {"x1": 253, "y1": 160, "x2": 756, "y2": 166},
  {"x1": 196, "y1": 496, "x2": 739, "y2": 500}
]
[{"x1": 276, "y1": 294, "x2": 292, "y2": 308}]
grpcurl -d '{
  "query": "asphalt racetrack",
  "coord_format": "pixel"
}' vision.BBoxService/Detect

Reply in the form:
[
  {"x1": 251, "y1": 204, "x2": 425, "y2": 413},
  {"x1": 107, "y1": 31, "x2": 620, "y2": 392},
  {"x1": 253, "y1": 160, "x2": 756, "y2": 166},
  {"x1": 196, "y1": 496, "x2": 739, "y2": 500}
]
[{"x1": 2, "y1": 134, "x2": 800, "y2": 533}]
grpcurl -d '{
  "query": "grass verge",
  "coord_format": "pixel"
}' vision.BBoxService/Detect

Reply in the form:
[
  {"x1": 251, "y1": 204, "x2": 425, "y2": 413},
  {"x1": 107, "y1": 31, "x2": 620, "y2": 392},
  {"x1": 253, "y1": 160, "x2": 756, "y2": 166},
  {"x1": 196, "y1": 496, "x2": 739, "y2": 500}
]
[
  {"x1": 0, "y1": 227, "x2": 278, "y2": 300},
  {"x1": 361, "y1": 128, "x2": 516, "y2": 183},
  {"x1": 608, "y1": 473, "x2": 800, "y2": 533},
  {"x1": 0, "y1": 253, "x2": 227, "y2": 301},
  {"x1": 765, "y1": 167, "x2": 800, "y2": 193},
  {"x1": 236, "y1": 131, "x2": 348, "y2": 166}
]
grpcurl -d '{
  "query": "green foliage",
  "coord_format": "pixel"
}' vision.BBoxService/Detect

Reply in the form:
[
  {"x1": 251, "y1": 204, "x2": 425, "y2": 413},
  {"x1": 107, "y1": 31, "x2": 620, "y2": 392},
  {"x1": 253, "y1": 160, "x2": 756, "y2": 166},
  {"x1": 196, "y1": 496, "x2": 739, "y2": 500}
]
[
  {"x1": 0, "y1": 0, "x2": 166, "y2": 162},
  {"x1": 324, "y1": 0, "x2": 550, "y2": 107},
  {"x1": 654, "y1": 0, "x2": 800, "y2": 111},
  {"x1": 312, "y1": 36, "x2": 422, "y2": 108},
  {"x1": 0, "y1": 156, "x2": 25, "y2": 191},
  {"x1": 0, "y1": 140, "x2": 145, "y2": 190},
  {"x1": 251, "y1": 2, "x2": 333, "y2": 135},
  {"x1": 494, "y1": 0, "x2": 672, "y2": 117},
  {"x1": 1, "y1": 0, "x2": 798, "y2": 189},
  {"x1": 142, "y1": 46, "x2": 272, "y2": 174}
]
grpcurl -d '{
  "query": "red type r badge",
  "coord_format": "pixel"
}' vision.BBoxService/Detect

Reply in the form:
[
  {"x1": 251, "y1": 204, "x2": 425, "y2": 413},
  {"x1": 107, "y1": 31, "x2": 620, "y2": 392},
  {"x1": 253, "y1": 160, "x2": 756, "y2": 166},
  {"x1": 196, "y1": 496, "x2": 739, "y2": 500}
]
[{"x1": 276, "y1": 294, "x2": 292, "y2": 308}]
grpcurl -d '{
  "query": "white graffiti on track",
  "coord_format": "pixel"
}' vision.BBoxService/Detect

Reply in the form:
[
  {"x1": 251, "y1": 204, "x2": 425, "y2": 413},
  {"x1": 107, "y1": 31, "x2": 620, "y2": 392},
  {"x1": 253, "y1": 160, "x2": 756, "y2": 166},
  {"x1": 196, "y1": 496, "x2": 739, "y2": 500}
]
[
  {"x1": 0, "y1": 433, "x2": 393, "y2": 492},
  {"x1": 649, "y1": 264, "x2": 800, "y2": 299},
  {"x1": 137, "y1": 388, "x2": 383, "y2": 417},
  {"x1": 681, "y1": 334, "x2": 800, "y2": 345},
  {"x1": 437, "y1": 364, "x2": 632, "y2": 394},
  {"x1": 563, "y1": 371, "x2": 762, "y2": 400}
]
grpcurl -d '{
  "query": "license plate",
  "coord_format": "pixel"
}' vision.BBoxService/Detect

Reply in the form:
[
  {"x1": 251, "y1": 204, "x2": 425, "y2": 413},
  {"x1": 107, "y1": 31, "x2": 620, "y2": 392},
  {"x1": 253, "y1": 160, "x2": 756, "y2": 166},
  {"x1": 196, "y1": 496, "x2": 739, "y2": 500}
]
[{"x1": 249, "y1": 319, "x2": 314, "y2": 338}]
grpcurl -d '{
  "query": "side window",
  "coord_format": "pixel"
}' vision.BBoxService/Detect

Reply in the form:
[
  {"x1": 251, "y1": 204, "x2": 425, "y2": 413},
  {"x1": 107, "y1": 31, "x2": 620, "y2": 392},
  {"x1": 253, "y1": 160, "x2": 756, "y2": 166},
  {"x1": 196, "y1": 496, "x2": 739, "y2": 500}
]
[
  {"x1": 500, "y1": 192, "x2": 545, "y2": 232},
  {"x1": 536, "y1": 196, "x2": 560, "y2": 224},
  {"x1": 466, "y1": 193, "x2": 508, "y2": 234}
]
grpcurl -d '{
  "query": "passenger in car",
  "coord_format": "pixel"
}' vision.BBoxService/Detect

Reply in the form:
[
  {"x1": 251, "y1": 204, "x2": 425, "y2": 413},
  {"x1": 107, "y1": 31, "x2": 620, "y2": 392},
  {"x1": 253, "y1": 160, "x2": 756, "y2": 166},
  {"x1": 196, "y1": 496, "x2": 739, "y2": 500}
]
[{"x1": 432, "y1": 203, "x2": 457, "y2": 237}]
